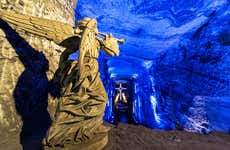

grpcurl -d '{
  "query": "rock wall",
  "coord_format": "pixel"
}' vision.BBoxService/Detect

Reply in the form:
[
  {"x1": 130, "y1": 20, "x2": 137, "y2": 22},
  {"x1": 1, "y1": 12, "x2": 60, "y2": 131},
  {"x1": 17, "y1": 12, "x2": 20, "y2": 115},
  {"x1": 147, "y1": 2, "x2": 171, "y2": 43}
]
[
  {"x1": 0, "y1": 0, "x2": 77, "y2": 137},
  {"x1": 76, "y1": 0, "x2": 230, "y2": 133},
  {"x1": 154, "y1": 3, "x2": 230, "y2": 133}
]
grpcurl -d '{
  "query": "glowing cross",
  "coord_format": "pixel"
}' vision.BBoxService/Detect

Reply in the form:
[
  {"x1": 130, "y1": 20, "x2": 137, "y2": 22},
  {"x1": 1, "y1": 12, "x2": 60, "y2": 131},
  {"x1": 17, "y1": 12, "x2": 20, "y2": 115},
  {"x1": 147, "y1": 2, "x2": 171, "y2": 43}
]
[{"x1": 115, "y1": 83, "x2": 127, "y2": 101}]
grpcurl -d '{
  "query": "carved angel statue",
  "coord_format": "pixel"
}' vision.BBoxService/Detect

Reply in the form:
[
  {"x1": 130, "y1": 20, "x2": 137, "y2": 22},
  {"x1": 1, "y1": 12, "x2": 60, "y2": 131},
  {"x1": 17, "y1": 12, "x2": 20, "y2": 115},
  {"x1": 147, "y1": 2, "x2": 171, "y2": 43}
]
[{"x1": 0, "y1": 10, "x2": 124, "y2": 148}]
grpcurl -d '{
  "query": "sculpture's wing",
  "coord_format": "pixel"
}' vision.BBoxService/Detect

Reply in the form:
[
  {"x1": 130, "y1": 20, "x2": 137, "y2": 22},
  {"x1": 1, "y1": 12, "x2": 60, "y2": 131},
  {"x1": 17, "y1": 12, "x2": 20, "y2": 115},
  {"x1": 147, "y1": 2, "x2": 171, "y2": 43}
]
[{"x1": 0, "y1": 9, "x2": 79, "y2": 48}]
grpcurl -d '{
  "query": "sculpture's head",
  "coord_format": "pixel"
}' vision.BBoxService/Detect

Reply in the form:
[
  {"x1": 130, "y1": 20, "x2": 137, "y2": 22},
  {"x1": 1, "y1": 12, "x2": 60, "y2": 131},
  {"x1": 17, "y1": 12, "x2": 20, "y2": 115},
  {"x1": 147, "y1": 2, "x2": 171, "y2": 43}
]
[
  {"x1": 75, "y1": 18, "x2": 122, "y2": 57},
  {"x1": 76, "y1": 17, "x2": 98, "y2": 33}
]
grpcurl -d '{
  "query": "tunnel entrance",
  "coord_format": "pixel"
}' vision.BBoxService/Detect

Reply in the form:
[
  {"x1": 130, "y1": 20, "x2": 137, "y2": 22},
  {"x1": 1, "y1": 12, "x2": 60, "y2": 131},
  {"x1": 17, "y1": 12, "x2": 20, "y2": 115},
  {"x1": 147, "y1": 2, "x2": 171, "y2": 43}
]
[{"x1": 111, "y1": 79, "x2": 136, "y2": 125}]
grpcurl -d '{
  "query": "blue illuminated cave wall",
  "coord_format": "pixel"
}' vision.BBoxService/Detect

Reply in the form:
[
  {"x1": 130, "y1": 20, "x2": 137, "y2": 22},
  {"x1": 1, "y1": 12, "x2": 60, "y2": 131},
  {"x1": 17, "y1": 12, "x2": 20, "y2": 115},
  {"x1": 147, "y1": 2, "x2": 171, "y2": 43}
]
[{"x1": 76, "y1": 0, "x2": 230, "y2": 133}]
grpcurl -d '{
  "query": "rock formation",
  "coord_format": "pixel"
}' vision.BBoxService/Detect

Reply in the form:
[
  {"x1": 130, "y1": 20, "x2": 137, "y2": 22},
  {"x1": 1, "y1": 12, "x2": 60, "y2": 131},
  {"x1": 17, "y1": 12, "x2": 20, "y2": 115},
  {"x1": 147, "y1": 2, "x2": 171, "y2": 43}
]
[
  {"x1": 0, "y1": 0, "x2": 77, "y2": 141},
  {"x1": 76, "y1": 0, "x2": 230, "y2": 133}
]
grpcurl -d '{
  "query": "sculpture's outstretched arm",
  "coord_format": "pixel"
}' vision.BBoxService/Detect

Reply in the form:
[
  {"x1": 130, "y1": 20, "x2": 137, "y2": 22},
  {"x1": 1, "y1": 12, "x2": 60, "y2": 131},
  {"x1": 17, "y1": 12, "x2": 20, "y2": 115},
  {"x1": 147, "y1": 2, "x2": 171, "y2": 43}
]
[
  {"x1": 0, "y1": 9, "x2": 79, "y2": 47},
  {"x1": 98, "y1": 34, "x2": 124, "y2": 56}
]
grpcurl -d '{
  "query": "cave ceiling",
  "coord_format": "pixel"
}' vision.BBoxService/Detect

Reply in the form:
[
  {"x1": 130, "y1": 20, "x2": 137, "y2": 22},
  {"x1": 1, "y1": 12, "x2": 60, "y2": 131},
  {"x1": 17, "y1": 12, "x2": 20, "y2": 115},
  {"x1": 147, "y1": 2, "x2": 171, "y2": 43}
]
[{"x1": 76, "y1": 0, "x2": 229, "y2": 78}]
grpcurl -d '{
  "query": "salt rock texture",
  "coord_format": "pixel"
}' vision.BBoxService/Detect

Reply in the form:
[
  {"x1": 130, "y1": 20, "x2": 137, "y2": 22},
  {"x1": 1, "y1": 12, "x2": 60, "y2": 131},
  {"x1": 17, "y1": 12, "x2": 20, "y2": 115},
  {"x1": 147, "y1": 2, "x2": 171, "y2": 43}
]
[
  {"x1": 76, "y1": 0, "x2": 230, "y2": 133},
  {"x1": 0, "y1": 0, "x2": 77, "y2": 142}
]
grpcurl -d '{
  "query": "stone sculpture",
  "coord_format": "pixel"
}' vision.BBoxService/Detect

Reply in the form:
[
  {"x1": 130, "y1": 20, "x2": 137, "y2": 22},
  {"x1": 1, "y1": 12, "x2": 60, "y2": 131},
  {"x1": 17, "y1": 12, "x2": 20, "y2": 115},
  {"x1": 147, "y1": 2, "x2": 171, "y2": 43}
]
[{"x1": 0, "y1": 9, "x2": 124, "y2": 149}]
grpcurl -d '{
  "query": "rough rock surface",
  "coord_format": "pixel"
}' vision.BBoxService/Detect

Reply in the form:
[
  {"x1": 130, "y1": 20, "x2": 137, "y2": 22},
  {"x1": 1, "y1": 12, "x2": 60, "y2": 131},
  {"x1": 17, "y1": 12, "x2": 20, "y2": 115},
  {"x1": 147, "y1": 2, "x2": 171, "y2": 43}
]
[
  {"x1": 0, "y1": 0, "x2": 76, "y2": 146},
  {"x1": 104, "y1": 123, "x2": 230, "y2": 150},
  {"x1": 76, "y1": 0, "x2": 230, "y2": 133}
]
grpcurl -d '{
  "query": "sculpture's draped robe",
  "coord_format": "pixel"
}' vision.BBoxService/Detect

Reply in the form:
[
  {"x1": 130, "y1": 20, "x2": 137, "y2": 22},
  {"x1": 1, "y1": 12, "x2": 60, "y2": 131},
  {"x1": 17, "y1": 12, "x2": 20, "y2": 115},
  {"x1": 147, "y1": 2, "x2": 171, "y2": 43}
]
[
  {"x1": 46, "y1": 39, "x2": 108, "y2": 146},
  {"x1": 0, "y1": 10, "x2": 120, "y2": 148}
]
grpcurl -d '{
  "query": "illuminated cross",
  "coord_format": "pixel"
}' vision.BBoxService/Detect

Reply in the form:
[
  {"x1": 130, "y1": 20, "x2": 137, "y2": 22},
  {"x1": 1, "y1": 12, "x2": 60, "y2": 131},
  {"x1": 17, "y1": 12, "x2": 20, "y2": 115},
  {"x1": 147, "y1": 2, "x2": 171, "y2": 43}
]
[{"x1": 115, "y1": 83, "x2": 127, "y2": 101}]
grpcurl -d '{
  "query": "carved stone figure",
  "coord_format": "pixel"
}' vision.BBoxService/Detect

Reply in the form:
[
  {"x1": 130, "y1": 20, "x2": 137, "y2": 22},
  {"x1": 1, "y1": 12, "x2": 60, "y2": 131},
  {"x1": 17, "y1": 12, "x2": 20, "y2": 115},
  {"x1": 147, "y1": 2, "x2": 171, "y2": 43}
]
[{"x1": 0, "y1": 10, "x2": 124, "y2": 149}]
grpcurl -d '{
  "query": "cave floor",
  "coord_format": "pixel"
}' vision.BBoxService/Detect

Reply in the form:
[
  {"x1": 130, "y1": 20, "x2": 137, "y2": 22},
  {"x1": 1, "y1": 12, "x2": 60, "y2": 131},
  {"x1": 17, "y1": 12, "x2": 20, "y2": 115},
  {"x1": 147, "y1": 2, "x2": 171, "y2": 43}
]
[
  {"x1": 105, "y1": 123, "x2": 230, "y2": 150},
  {"x1": 1, "y1": 123, "x2": 230, "y2": 150}
]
